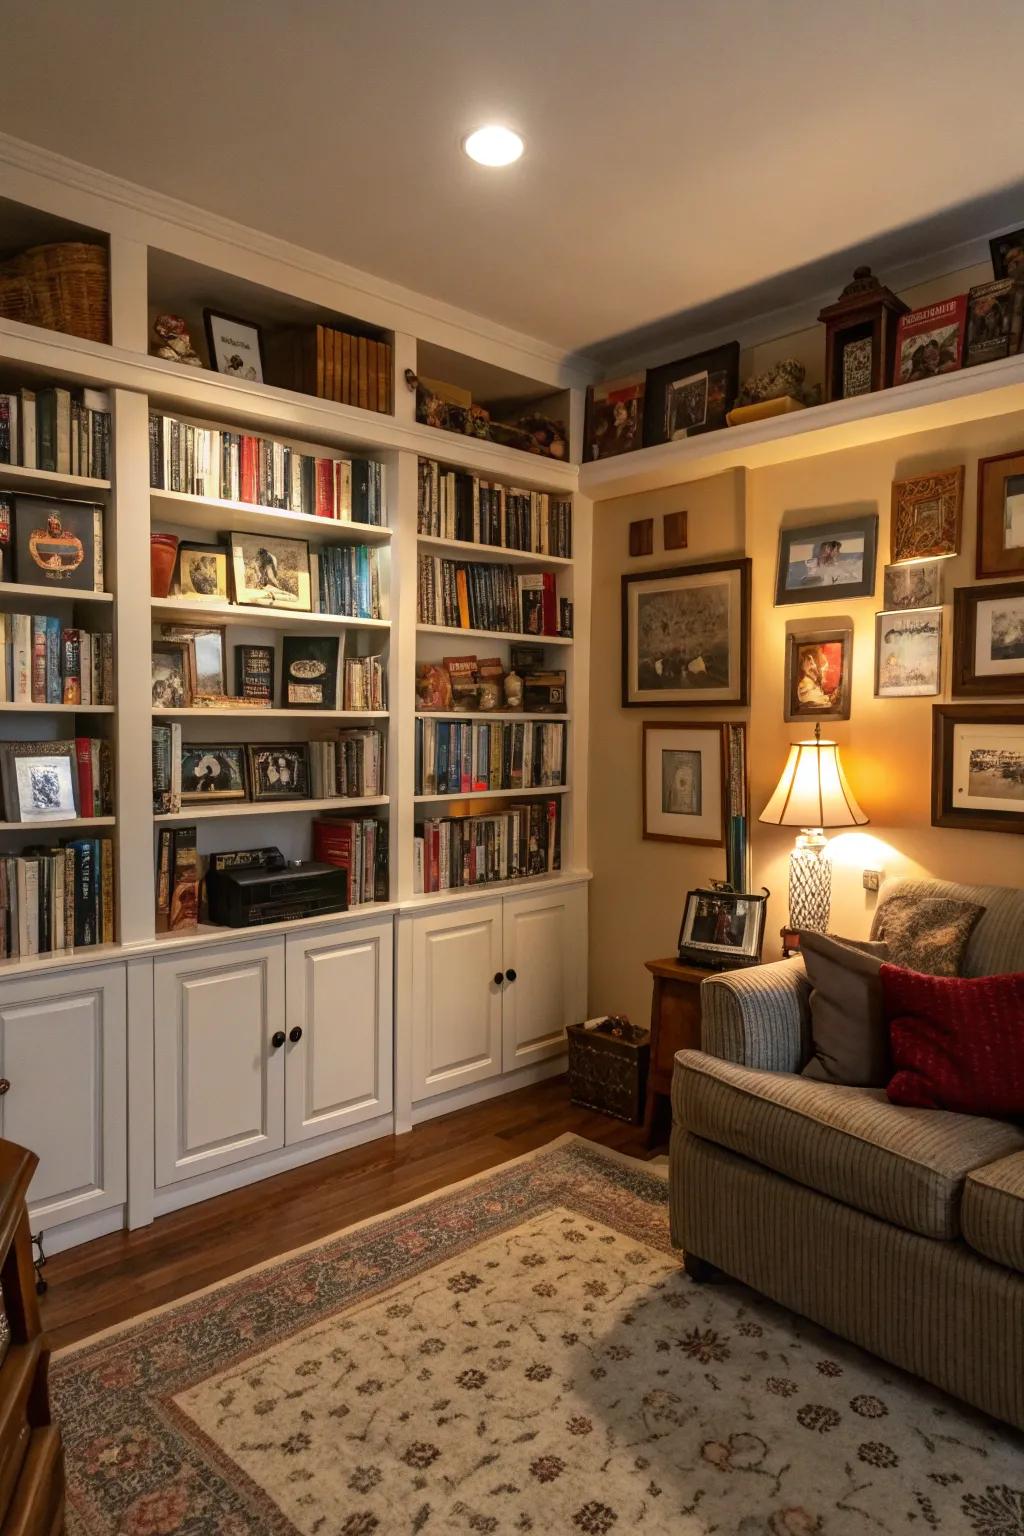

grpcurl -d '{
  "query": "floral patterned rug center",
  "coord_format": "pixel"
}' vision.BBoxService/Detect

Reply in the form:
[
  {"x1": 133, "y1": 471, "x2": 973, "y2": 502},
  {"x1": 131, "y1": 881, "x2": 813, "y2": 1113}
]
[{"x1": 54, "y1": 1138, "x2": 1024, "y2": 1535}]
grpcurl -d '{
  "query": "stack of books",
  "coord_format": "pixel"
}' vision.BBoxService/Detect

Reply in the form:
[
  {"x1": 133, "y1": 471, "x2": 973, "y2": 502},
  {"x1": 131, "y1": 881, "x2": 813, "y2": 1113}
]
[
  {"x1": 343, "y1": 653, "x2": 386, "y2": 711},
  {"x1": 0, "y1": 617, "x2": 113, "y2": 704},
  {"x1": 417, "y1": 555, "x2": 566, "y2": 635},
  {"x1": 313, "y1": 815, "x2": 389, "y2": 904},
  {"x1": 0, "y1": 836, "x2": 114, "y2": 955},
  {"x1": 414, "y1": 799, "x2": 561, "y2": 893},
  {"x1": 314, "y1": 545, "x2": 384, "y2": 619},
  {"x1": 154, "y1": 825, "x2": 198, "y2": 932},
  {"x1": 309, "y1": 728, "x2": 387, "y2": 799},
  {"x1": 303, "y1": 326, "x2": 393, "y2": 414},
  {"x1": 417, "y1": 459, "x2": 572, "y2": 556},
  {"x1": 0, "y1": 385, "x2": 112, "y2": 478},
  {"x1": 415, "y1": 718, "x2": 565, "y2": 795},
  {"x1": 0, "y1": 737, "x2": 112, "y2": 821}
]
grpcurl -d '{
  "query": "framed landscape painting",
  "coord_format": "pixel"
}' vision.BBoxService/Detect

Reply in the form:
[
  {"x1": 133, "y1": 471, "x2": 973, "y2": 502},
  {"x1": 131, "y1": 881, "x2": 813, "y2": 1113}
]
[
  {"x1": 775, "y1": 514, "x2": 878, "y2": 604},
  {"x1": 621, "y1": 558, "x2": 751, "y2": 707},
  {"x1": 874, "y1": 608, "x2": 943, "y2": 698},
  {"x1": 641, "y1": 721, "x2": 726, "y2": 845},
  {"x1": 932, "y1": 704, "x2": 1024, "y2": 834},
  {"x1": 951, "y1": 580, "x2": 1024, "y2": 697}
]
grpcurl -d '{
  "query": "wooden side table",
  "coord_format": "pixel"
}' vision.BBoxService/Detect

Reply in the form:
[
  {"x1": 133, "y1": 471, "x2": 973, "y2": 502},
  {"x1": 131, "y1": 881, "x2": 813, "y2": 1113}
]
[{"x1": 643, "y1": 957, "x2": 716, "y2": 1147}]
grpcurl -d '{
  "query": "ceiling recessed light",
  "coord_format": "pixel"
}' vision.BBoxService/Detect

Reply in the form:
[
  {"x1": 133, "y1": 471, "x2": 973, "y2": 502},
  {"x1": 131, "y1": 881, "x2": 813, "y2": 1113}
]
[{"x1": 463, "y1": 125, "x2": 524, "y2": 167}]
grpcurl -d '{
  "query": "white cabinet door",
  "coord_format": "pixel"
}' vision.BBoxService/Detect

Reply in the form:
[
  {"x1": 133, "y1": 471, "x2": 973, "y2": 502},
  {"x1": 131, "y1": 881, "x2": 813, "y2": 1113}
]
[
  {"x1": 285, "y1": 917, "x2": 393, "y2": 1144},
  {"x1": 0, "y1": 963, "x2": 127, "y2": 1232},
  {"x1": 411, "y1": 902, "x2": 503, "y2": 1101},
  {"x1": 501, "y1": 884, "x2": 587, "y2": 1073},
  {"x1": 154, "y1": 937, "x2": 285, "y2": 1187}
]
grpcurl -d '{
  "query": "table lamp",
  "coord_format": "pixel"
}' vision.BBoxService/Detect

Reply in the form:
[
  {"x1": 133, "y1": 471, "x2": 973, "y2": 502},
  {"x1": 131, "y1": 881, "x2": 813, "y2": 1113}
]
[{"x1": 758, "y1": 723, "x2": 868, "y2": 932}]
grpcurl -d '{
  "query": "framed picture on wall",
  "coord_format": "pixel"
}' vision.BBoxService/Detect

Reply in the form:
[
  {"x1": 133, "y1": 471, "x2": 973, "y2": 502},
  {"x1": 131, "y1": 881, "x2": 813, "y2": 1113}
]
[
  {"x1": 641, "y1": 721, "x2": 726, "y2": 845},
  {"x1": 932, "y1": 704, "x2": 1024, "y2": 834},
  {"x1": 882, "y1": 558, "x2": 943, "y2": 610},
  {"x1": 774, "y1": 514, "x2": 878, "y2": 604},
  {"x1": 621, "y1": 558, "x2": 751, "y2": 707},
  {"x1": 976, "y1": 450, "x2": 1024, "y2": 579},
  {"x1": 784, "y1": 618, "x2": 853, "y2": 721},
  {"x1": 875, "y1": 608, "x2": 943, "y2": 698},
  {"x1": 951, "y1": 580, "x2": 1024, "y2": 697},
  {"x1": 890, "y1": 467, "x2": 964, "y2": 562}
]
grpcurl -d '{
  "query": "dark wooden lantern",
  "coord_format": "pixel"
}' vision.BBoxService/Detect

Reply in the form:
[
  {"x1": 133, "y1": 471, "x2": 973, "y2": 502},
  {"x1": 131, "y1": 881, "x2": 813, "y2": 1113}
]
[{"x1": 818, "y1": 267, "x2": 909, "y2": 402}]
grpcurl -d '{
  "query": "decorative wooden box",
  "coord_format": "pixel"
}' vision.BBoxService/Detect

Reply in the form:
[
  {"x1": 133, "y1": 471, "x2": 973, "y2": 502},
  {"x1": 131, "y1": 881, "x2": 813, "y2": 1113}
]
[{"x1": 567, "y1": 1015, "x2": 650, "y2": 1123}]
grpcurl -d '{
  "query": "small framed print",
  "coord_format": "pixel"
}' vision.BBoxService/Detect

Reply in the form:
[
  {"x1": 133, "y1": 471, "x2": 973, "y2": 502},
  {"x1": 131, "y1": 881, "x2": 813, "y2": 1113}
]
[
  {"x1": 180, "y1": 743, "x2": 248, "y2": 802},
  {"x1": 875, "y1": 607, "x2": 943, "y2": 698},
  {"x1": 952, "y1": 580, "x2": 1024, "y2": 697},
  {"x1": 160, "y1": 625, "x2": 227, "y2": 698},
  {"x1": 203, "y1": 309, "x2": 265, "y2": 383},
  {"x1": 775, "y1": 514, "x2": 878, "y2": 604},
  {"x1": 230, "y1": 532, "x2": 311, "y2": 610},
  {"x1": 11, "y1": 748, "x2": 78, "y2": 822},
  {"x1": 677, "y1": 887, "x2": 768, "y2": 965},
  {"x1": 152, "y1": 642, "x2": 190, "y2": 708},
  {"x1": 882, "y1": 558, "x2": 943, "y2": 610},
  {"x1": 890, "y1": 467, "x2": 964, "y2": 562},
  {"x1": 177, "y1": 542, "x2": 229, "y2": 602},
  {"x1": 989, "y1": 227, "x2": 1024, "y2": 281},
  {"x1": 784, "y1": 619, "x2": 853, "y2": 721},
  {"x1": 976, "y1": 450, "x2": 1024, "y2": 579},
  {"x1": 642, "y1": 342, "x2": 740, "y2": 447},
  {"x1": 246, "y1": 743, "x2": 310, "y2": 801},
  {"x1": 641, "y1": 721, "x2": 726, "y2": 845},
  {"x1": 932, "y1": 704, "x2": 1024, "y2": 834},
  {"x1": 621, "y1": 558, "x2": 751, "y2": 707}
]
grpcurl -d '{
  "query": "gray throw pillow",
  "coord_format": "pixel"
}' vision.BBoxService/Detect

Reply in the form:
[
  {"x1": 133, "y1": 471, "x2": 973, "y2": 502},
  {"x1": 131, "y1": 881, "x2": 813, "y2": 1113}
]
[
  {"x1": 800, "y1": 931, "x2": 891, "y2": 1087},
  {"x1": 870, "y1": 894, "x2": 985, "y2": 977}
]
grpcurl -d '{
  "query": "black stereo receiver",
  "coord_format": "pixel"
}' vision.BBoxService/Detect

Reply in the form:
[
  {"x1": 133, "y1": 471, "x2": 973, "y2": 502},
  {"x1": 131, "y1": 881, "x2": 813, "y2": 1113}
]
[{"x1": 206, "y1": 856, "x2": 348, "y2": 928}]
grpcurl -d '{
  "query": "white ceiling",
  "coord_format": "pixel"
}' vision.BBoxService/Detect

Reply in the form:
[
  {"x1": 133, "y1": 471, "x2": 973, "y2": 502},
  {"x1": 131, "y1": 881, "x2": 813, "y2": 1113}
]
[{"x1": 3, "y1": 0, "x2": 1024, "y2": 366}]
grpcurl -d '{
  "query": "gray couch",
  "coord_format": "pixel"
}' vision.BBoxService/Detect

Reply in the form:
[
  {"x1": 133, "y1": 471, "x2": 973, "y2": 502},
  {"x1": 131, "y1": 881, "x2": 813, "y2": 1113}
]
[{"x1": 670, "y1": 877, "x2": 1024, "y2": 1431}]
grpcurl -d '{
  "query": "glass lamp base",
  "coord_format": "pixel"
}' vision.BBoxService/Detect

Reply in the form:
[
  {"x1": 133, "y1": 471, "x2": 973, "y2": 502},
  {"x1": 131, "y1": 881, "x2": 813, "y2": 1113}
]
[{"x1": 789, "y1": 841, "x2": 831, "y2": 932}]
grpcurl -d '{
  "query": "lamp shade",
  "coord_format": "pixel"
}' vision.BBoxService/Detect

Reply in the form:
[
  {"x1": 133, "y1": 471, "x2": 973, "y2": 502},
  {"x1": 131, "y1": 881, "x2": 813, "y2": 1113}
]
[{"x1": 759, "y1": 731, "x2": 868, "y2": 830}]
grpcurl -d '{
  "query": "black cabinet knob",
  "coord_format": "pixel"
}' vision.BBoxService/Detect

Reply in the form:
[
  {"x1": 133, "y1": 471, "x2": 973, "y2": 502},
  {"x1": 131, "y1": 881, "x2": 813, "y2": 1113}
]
[
  {"x1": 493, "y1": 971, "x2": 504, "y2": 985},
  {"x1": 289, "y1": 1026, "x2": 303, "y2": 1043},
  {"x1": 505, "y1": 968, "x2": 517, "y2": 982},
  {"x1": 271, "y1": 1031, "x2": 286, "y2": 1049}
]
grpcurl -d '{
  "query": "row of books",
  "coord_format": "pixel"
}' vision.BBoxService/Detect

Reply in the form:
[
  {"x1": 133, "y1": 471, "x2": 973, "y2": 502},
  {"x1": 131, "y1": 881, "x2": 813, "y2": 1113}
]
[
  {"x1": 0, "y1": 617, "x2": 113, "y2": 705},
  {"x1": 0, "y1": 493, "x2": 105, "y2": 592},
  {"x1": 303, "y1": 326, "x2": 393, "y2": 414},
  {"x1": 313, "y1": 544, "x2": 384, "y2": 619},
  {"x1": 415, "y1": 719, "x2": 565, "y2": 796},
  {"x1": 148, "y1": 412, "x2": 387, "y2": 524},
  {"x1": 417, "y1": 557, "x2": 568, "y2": 635},
  {"x1": 0, "y1": 837, "x2": 114, "y2": 956},
  {"x1": 417, "y1": 459, "x2": 572, "y2": 557},
  {"x1": 313, "y1": 816, "x2": 389, "y2": 905},
  {"x1": 0, "y1": 737, "x2": 112, "y2": 822},
  {"x1": 309, "y1": 729, "x2": 387, "y2": 799},
  {"x1": 155, "y1": 825, "x2": 198, "y2": 931},
  {"x1": 0, "y1": 386, "x2": 112, "y2": 479},
  {"x1": 414, "y1": 799, "x2": 561, "y2": 893}
]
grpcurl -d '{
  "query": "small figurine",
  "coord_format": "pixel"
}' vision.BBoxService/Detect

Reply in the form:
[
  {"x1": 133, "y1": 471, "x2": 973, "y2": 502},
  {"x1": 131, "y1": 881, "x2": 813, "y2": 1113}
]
[
  {"x1": 152, "y1": 313, "x2": 204, "y2": 368},
  {"x1": 504, "y1": 668, "x2": 523, "y2": 710}
]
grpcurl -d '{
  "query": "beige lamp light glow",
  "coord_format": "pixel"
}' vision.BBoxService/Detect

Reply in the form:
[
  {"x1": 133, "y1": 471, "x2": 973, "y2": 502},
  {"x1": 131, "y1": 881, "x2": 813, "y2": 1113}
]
[{"x1": 758, "y1": 724, "x2": 868, "y2": 931}]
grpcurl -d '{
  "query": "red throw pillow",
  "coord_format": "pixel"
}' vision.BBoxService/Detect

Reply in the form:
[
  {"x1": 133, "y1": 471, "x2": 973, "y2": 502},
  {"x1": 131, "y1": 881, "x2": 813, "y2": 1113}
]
[{"x1": 883, "y1": 964, "x2": 1024, "y2": 1115}]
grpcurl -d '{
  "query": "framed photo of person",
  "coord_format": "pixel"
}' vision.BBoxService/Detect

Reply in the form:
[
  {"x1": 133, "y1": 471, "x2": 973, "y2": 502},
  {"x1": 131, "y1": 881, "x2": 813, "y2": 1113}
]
[
  {"x1": 230, "y1": 532, "x2": 311, "y2": 610},
  {"x1": 882, "y1": 558, "x2": 943, "y2": 610},
  {"x1": 160, "y1": 625, "x2": 227, "y2": 699},
  {"x1": 890, "y1": 467, "x2": 964, "y2": 562},
  {"x1": 874, "y1": 608, "x2": 943, "y2": 698},
  {"x1": 641, "y1": 721, "x2": 726, "y2": 846},
  {"x1": 976, "y1": 450, "x2": 1024, "y2": 579},
  {"x1": 642, "y1": 342, "x2": 739, "y2": 447},
  {"x1": 677, "y1": 887, "x2": 768, "y2": 966},
  {"x1": 152, "y1": 642, "x2": 190, "y2": 708},
  {"x1": 583, "y1": 373, "x2": 645, "y2": 460},
  {"x1": 203, "y1": 310, "x2": 265, "y2": 383},
  {"x1": 180, "y1": 744, "x2": 248, "y2": 803},
  {"x1": 989, "y1": 227, "x2": 1024, "y2": 281},
  {"x1": 784, "y1": 619, "x2": 853, "y2": 721},
  {"x1": 246, "y1": 743, "x2": 311, "y2": 801},
  {"x1": 774, "y1": 514, "x2": 878, "y2": 605},
  {"x1": 951, "y1": 580, "x2": 1024, "y2": 697},
  {"x1": 932, "y1": 704, "x2": 1024, "y2": 834},
  {"x1": 621, "y1": 558, "x2": 751, "y2": 707},
  {"x1": 177, "y1": 542, "x2": 229, "y2": 602}
]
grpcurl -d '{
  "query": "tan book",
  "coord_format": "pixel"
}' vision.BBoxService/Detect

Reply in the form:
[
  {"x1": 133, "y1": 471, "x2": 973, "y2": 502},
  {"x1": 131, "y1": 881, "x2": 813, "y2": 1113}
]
[
  {"x1": 323, "y1": 325, "x2": 335, "y2": 402},
  {"x1": 367, "y1": 340, "x2": 378, "y2": 413},
  {"x1": 357, "y1": 337, "x2": 369, "y2": 410},
  {"x1": 315, "y1": 324, "x2": 325, "y2": 398},
  {"x1": 336, "y1": 328, "x2": 345, "y2": 403},
  {"x1": 340, "y1": 331, "x2": 351, "y2": 405},
  {"x1": 378, "y1": 342, "x2": 391, "y2": 413}
]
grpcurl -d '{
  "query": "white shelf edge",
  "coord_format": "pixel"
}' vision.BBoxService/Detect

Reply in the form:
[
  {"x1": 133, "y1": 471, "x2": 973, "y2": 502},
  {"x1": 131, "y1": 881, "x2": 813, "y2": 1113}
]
[
  {"x1": 416, "y1": 623, "x2": 573, "y2": 646},
  {"x1": 0, "y1": 816, "x2": 115, "y2": 831},
  {"x1": 417, "y1": 535, "x2": 572, "y2": 568},
  {"x1": 0, "y1": 582, "x2": 113, "y2": 603},
  {"x1": 0, "y1": 702, "x2": 115, "y2": 713},
  {"x1": 0, "y1": 463, "x2": 111, "y2": 495},
  {"x1": 154, "y1": 796, "x2": 389, "y2": 823},
  {"x1": 400, "y1": 867, "x2": 593, "y2": 912},
  {"x1": 152, "y1": 707, "x2": 390, "y2": 720},
  {"x1": 151, "y1": 488, "x2": 392, "y2": 542},
  {"x1": 416, "y1": 711, "x2": 569, "y2": 723},
  {"x1": 415, "y1": 784, "x2": 570, "y2": 803},
  {"x1": 152, "y1": 597, "x2": 390, "y2": 630}
]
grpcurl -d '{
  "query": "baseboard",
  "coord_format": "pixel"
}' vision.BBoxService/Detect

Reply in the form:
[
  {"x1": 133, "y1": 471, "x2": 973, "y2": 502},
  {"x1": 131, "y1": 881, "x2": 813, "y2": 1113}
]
[
  {"x1": 34, "y1": 1205, "x2": 126, "y2": 1257},
  {"x1": 410, "y1": 1057, "x2": 567, "y2": 1125}
]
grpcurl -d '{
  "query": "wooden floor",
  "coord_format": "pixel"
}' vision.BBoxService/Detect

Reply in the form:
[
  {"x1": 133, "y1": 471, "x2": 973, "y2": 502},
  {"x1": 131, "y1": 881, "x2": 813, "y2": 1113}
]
[{"x1": 41, "y1": 1077, "x2": 655, "y2": 1351}]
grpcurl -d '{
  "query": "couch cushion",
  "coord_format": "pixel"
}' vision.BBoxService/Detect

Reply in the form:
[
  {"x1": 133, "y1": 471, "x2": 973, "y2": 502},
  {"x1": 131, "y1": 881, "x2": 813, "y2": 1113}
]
[
  {"x1": 800, "y1": 931, "x2": 890, "y2": 1086},
  {"x1": 674, "y1": 1048, "x2": 1024, "y2": 1240},
  {"x1": 962, "y1": 1152, "x2": 1024, "y2": 1274},
  {"x1": 871, "y1": 892, "x2": 984, "y2": 976},
  {"x1": 871, "y1": 878, "x2": 1024, "y2": 977},
  {"x1": 884, "y1": 966, "x2": 1024, "y2": 1116}
]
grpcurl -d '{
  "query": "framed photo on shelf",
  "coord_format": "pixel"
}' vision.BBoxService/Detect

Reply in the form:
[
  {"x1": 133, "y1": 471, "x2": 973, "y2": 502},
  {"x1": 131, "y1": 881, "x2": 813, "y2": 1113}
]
[
  {"x1": 246, "y1": 744, "x2": 310, "y2": 801},
  {"x1": 641, "y1": 721, "x2": 726, "y2": 846},
  {"x1": 282, "y1": 635, "x2": 340, "y2": 709},
  {"x1": 160, "y1": 625, "x2": 227, "y2": 699},
  {"x1": 774, "y1": 514, "x2": 878, "y2": 604},
  {"x1": 784, "y1": 618, "x2": 853, "y2": 721},
  {"x1": 677, "y1": 887, "x2": 768, "y2": 965},
  {"x1": 2, "y1": 744, "x2": 78, "y2": 822},
  {"x1": 177, "y1": 543, "x2": 229, "y2": 602},
  {"x1": 621, "y1": 558, "x2": 751, "y2": 707},
  {"x1": 875, "y1": 608, "x2": 943, "y2": 698},
  {"x1": 882, "y1": 558, "x2": 943, "y2": 610},
  {"x1": 203, "y1": 309, "x2": 265, "y2": 383},
  {"x1": 230, "y1": 532, "x2": 311, "y2": 610},
  {"x1": 890, "y1": 467, "x2": 964, "y2": 562},
  {"x1": 989, "y1": 228, "x2": 1024, "y2": 281},
  {"x1": 951, "y1": 580, "x2": 1024, "y2": 697},
  {"x1": 180, "y1": 744, "x2": 248, "y2": 802},
  {"x1": 932, "y1": 704, "x2": 1024, "y2": 834},
  {"x1": 583, "y1": 373, "x2": 645, "y2": 460},
  {"x1": 642, "y1": 342, "x2": 739, "y2": 447},
  {"x1": 976, "y1": 450, "x2": 1024, "y2": 579},
  {"x1": 152, "y1": 642, "x2": 190, "y2": 708}
]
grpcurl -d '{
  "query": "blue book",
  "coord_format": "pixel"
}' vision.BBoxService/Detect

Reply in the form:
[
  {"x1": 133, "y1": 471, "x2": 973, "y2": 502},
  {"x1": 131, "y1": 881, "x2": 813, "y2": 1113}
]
[{"x1": 46, "y1": 616, "x2": 62, "y2": 704}]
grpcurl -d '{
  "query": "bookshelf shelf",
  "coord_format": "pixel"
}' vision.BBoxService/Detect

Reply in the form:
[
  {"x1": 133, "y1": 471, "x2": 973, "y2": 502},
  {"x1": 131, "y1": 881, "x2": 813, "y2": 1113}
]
[
  {"x1": 0, "y1": 582, "x2": 113, "y2": 604},
  {"x1": 416, "y1": 535, "x2": 572, "y2": 570},
  {"x1": 417, "y1": 711, "x2": 569, "y2": 723},
  {"x1": 151, "y1": 488, "x2": 392, "y2": 545},
  {"x1": 416, "y1": 623, "x2": 572, "y2": 646},
  {"x1": 415, "y1": 784, "x2": 570, "y2": 804},
  {"x1": 152, "y1": 707, "x2": 390, "y2": 721},
  {"x1": 404, "y1": 868, "x2": 589, "y2": 913},
  {"x1": 0, "y1": 702, "x2": 115, "y2": 714},
  {"x1": 151, "y1": 597, "x2": 390, "y2": 633},
  {"x1": 0, "y1": 463, "x2": 111, "y2": 497},
  {"x1": 0, "y1": 816, "x2": 115, "y2": 831},
  {"x1": 154, "y1": 795, "x2": 389, "y2": 823}
]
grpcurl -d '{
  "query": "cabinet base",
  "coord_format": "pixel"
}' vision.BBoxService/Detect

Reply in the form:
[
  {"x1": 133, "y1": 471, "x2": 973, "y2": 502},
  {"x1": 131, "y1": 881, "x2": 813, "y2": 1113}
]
[{"x1": 410, "y1": 1056, "x2": 567, "y2": 1126}]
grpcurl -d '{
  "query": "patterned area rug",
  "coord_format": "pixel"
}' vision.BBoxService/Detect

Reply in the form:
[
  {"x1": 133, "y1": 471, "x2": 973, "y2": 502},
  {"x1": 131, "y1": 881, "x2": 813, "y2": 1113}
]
[{"x1": 53, "y1": 1135, "x2": 1024, "y2": 1535}]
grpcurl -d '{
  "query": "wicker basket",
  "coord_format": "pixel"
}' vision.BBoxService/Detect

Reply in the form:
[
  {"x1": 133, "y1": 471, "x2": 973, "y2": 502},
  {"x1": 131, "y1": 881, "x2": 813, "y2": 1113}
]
[
  {"x1": 567, "y1": 1016, "x2": 650, "y2": 1123},
  {"x1": 0, "y1": 242, "x2": 110, "y2": 344}
]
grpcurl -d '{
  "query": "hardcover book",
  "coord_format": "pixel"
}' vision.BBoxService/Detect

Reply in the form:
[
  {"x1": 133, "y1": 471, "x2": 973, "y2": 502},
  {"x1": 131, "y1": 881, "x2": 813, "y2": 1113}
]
[
  {"x1": 964, "y1": 279, "x2": 1024, "y2": 368},
  {"x1": 281, "y1": 635, "x2": 340, "y2": 709},
  {"x1": 168, "y1": 825, "x2": 199, "y2": 932},
  {"x1": 893, "y1": 295, "x2": 968, "y2": 385}
]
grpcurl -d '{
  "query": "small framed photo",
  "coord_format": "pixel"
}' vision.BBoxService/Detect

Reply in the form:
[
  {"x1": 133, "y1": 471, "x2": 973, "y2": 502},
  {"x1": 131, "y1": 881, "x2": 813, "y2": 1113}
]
[
  {"x1": 621, "y1": 558, "x2": 750, "y2": 707},
  {"x1": 180, "y1": 744, "x2": 248, "y2": 802},
  {"x1": 890, "y1": 467, "x2": 964, "y2": 562},
  {"x1": 643, "y1": 342, "x2": 739, "y2": 447},
  {"x1": 990, "y1": 228, "x2": 1024, "y2": 281},
  {"x1": 13, "y1": 750, "x2": 78, "y2": 822},
  {"x1": 975, "y1": 450, "x2": 1024, "y2": 580},
  {"x1": 774, "y1": 514, "x2": 878, "y2": 604},
  {"x1": 952, "y1": 580, "x2": 1024, "y2": 697},
  {"x1": 875, "y1": 607, "x2": 943, "y2": 698},
  {"x1": 784, "y1": 619, "x2": 853, "y2": 721},
  {"x1": 642, "y1": 721, "x2": 725, "y2": 845},
  {"x1": 177, "y1": 542, "x2": 229, "y2": 602},
  {"x1": 152, "y1": 642, "x2": 190, "y2": 708},
  {"x1": 247, "y1": 743, "x2": 310, "y2": 801},
  {"x1": 160, "y1": 625, "x2": 227, "y2": 698},
  {"x1": 203, "y1": 309, "x2": 265, "y2": 383},
  {"x1": 882, "y1": 558, "x2": 943, "y2": 610},
  {"x1": 230, "y1": 532, "x2": 311, "y2": 610},
  {"x1": 932, "y1": 704, "x2": 1024, "y2": 834},
  {"x1": 677, "y1": 887, "x2": 768, "y2": 965},
  {"x1": 583, "y1": 373, "x2": 645, "y2": 460}
]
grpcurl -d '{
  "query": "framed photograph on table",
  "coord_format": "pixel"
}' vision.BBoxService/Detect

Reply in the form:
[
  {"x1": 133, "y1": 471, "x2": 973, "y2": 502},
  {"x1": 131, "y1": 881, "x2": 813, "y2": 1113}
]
[
  {"x1": 951, "y1": 580, "x2": 1024, "y2": 697},
  {"x1": 203, "y1": 310, "x2": 265, "y2": 383},
  {"x1": 932, "y1": 704, "x2": 1024, "y2": 834},
  {"x1": 784, "y1": 619, "x2": 853, "y2": 721},
  {"x1": 621, "y1": 558, "x2": 751, "y2": 707},
  {"x1": 775, "y1": 514, "x2": 878, "y2": 604},
  {"x1": 677, "y1": 887, "x2": 768, "y2": 966},
  {"x1": 976, "y1": 450, "x2": 1024, "y2": 579},
  {"x1": 230, "y1": 532, "x2": 311, "y2": 610},
  {"x1": 875, "y1": 608, "x2": 943, "y2": 697},
  {"x1": 642, "y1": 342, "x2": 739, "y2": 446},
  {"x1": 890, "y1": 467, "x2": 964, "y2": 562},
  {"x1": 641, "y1": 721, "x2": 726, "y2": 846}
]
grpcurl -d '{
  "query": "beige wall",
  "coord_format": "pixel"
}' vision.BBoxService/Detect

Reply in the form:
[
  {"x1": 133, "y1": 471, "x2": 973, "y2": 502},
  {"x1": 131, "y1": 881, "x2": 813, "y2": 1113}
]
[{"x1": 587, "y1": 414, "x2": 1024, "y2": 1027}]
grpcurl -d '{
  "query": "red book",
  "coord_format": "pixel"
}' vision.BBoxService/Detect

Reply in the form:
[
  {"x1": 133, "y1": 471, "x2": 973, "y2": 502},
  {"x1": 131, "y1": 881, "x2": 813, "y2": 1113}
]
[
  {"x1": 75, "y1": 737, "x2": 94, "y2": 819},
  {"x1": 893, "y1": 295, "x2": 968, "y2": 386},
  {"x1": 313, "y1": 819, "x2": 355, "y2": 902},
  {"x1": 541, "y1": 574, "x2": 558, "y2": 636},
  {"x1": 315, "y1": 459, "x2": 334, "y2": 518},
  {"x1": 240, "y1": 436, "x2": 258, "y2": 503}
]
